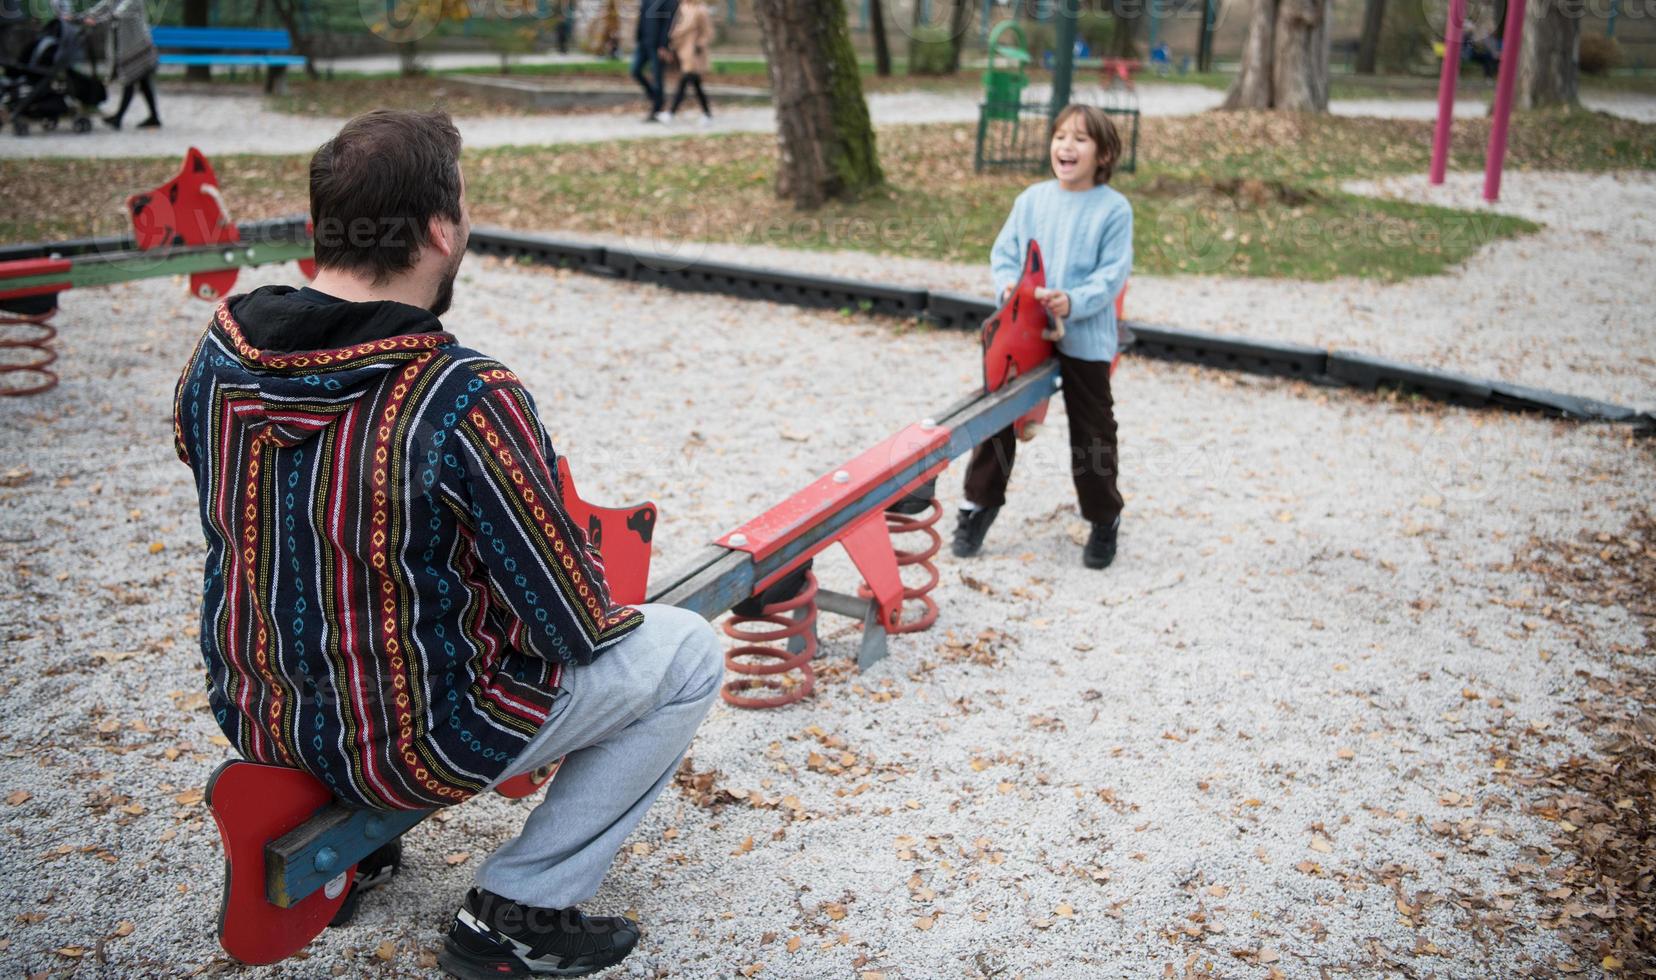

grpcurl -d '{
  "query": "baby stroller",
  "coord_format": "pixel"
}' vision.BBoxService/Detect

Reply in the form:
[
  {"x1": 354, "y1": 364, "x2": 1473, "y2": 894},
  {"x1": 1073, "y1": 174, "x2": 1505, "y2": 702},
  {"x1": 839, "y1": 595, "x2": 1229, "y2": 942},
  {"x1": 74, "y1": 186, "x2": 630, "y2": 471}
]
[{"x1": 1, "y1": 17, "x2": 106, "y2": 136}]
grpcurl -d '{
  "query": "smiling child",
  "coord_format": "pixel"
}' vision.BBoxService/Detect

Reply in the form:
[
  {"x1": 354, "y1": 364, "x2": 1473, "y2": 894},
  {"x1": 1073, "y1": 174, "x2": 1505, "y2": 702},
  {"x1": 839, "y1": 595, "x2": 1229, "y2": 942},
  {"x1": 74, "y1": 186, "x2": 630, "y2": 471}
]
[{"x1": 953, "y1": 104, "x2": 1135, "y2": 570}]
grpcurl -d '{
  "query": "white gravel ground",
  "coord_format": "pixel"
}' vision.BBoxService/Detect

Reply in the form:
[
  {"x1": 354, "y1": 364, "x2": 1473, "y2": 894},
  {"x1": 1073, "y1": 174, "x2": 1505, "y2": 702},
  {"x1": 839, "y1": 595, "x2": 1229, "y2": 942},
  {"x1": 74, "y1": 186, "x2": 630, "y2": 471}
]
[
  {"x1": 1, "y1": 183, "x2": 1651, "y2": 979},
  {"x1": 612, "y1": 169, "x2": 1656, "y2": 411},
  {"x1": 5, "y1": 84, "x2": 1651, "y2": 160}
]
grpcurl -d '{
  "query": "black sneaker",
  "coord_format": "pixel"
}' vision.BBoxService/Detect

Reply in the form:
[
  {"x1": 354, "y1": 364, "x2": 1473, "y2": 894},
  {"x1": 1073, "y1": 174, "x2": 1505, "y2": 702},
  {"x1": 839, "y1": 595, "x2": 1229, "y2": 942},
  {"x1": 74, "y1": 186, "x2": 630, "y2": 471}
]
[
  {"x1": 951, "y1": 505, "x2": 1000, "y2": 558},
  {"x1": 439, "y1": 887, "x2": 641, "y2": 979},
  {"x1": 888, "y1": 477, "x2": 938, "y2": 516},
  {"x1": 136, "y1": 117, "x2": 161, "y2": 128},
  {"x1": 101, "y1": 114, "x2": 122, "y2": 129},
  {"x1": 327, "y1": 839, "x2": 402, "y2": 927},
  {"x1": 1083, "y1": 516, "x2": 1120, "y2": 570}
]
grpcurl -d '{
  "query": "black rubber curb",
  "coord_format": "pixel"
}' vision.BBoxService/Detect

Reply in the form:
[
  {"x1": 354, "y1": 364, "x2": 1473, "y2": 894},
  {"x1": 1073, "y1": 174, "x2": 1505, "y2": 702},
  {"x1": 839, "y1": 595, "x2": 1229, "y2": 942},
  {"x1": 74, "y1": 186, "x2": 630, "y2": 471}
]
[
  {"x1": 600, "y1": 245, "x2": 930, "y2": 318},
  {"x1": 1134, "y1": 324, "x2": 1328, "y2": 382},
  {"x1": 1326, "y1": 350, "x2": 1492, "y2": 407},
  {"x1": 353, "y1": 225, "x2": 1656, "y2": 434}
]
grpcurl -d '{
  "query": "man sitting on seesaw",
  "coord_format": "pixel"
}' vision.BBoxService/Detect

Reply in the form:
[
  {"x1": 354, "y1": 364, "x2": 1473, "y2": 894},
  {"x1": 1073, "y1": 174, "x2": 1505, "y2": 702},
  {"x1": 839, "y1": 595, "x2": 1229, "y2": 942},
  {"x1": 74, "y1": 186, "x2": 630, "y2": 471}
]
[{"x1": 171, "y1": 108, "x2": 722, "y2": 979}]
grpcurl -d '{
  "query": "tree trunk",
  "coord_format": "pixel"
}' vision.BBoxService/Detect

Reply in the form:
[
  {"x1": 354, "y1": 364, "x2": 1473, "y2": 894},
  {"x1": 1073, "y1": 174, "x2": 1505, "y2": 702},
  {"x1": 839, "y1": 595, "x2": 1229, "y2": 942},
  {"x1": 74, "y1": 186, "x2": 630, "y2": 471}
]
[
  {"x1": 1109, "y1": 0, "x2": 1141, "y2": 58},
  {"x1": 269, "y1": 0, "x2": 321, "y2": 80},
  {"x1": 400, "y1": 40, "x2": 421, "y2": 76},
  {"x1": 1516, "y1": 0, "x2": 1579, "y2": 109},
  {"x1": 945, "y1": 0, "x2": 971, "y2": 73},
  {"x1": 869, "y1": 0, "x2": 893, "y2": 75},
  {"x1": 184, "y1": 0, "x2": 210, "y2": 81},
  {"x1": 1355, "y1": 0, "x2": 1384, "y2": 74},
  {"x1": 907, "y1": 0, "x2": 924, "y2": 73},
  {"x1": 753, "y1": 0, "x2": 884, "y2": 209},
  {"x1": 1222, "y1": 0, "x2": 1328, "y2": 111}
]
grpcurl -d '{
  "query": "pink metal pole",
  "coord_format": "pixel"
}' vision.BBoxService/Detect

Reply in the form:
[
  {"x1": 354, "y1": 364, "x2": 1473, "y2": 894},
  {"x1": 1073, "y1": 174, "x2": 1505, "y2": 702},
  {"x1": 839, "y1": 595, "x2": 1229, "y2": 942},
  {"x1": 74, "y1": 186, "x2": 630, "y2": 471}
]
[
  {"x1": 1429, "y1": 0, "x2": 1467, "y2": 184},
  {"x1": 1484, "y1": 0, "x2": 1528, "y2": 201}
]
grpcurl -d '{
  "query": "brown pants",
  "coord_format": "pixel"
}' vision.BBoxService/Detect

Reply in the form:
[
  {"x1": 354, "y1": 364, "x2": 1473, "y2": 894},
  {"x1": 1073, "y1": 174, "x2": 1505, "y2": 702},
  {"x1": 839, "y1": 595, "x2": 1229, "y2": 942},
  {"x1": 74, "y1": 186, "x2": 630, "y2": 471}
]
[{"x1": 962, "y1": 352, "x2": 1124, "y2": 526}]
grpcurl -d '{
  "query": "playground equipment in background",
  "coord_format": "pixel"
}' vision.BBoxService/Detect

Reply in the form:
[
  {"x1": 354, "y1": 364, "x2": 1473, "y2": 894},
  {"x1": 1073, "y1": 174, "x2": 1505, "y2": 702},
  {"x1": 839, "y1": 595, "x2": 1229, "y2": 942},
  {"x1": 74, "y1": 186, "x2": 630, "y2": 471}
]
[
  {"x1": 1430, "y1": 0, "x2": 1526, "y2": 201},
  {"x1": 1097, "y1": 56, "x2": 1142, "y2": 89},
  {"x1": 0, "y1": 146, "x2": 314, "y2": 396},
  {"x1": 975, "y1": 20, "x2": 1140, "y2": 176},
  {"x1": 981, "y1": 20, "x2": 1031, "y2": 124}
]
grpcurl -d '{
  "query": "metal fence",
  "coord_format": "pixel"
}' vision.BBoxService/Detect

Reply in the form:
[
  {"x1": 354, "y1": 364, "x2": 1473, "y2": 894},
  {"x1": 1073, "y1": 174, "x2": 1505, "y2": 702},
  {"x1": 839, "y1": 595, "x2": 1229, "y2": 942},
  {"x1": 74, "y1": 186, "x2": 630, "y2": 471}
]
[{"x1": 974, "y1": 85, "x2": 1141, "y2": 176}]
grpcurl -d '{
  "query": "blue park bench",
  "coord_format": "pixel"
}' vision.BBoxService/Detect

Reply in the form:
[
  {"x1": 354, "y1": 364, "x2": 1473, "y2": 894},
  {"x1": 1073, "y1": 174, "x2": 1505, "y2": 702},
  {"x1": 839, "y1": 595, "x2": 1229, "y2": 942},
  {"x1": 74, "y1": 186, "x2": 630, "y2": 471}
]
[{"x1": 151, "y1": 27, "x2": 306, "y2": 93}]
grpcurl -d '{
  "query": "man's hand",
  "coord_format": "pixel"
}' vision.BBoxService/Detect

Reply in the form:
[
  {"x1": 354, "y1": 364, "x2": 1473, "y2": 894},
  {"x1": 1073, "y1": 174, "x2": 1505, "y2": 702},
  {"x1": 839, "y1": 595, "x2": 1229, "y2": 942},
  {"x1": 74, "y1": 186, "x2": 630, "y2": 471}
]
[{"x1": 1033, "y1": 287, "x2": 1070, "y2": 319}]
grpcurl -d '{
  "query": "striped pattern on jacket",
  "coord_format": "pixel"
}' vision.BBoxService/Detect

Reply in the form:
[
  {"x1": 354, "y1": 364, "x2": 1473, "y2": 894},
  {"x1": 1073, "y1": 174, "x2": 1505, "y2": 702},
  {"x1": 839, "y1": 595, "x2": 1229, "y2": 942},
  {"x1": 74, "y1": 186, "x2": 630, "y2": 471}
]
[{"x1": 173, "y1": 299, "x2": 643, "y2": 810}]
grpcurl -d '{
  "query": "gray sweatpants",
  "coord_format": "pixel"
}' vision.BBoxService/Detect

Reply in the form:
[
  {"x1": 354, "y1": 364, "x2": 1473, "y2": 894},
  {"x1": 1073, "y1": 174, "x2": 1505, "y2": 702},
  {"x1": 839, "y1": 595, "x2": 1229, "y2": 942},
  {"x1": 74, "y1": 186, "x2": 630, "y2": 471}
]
[{"x1": 476, "y1": 603, "x2": 723, "y2": 909}]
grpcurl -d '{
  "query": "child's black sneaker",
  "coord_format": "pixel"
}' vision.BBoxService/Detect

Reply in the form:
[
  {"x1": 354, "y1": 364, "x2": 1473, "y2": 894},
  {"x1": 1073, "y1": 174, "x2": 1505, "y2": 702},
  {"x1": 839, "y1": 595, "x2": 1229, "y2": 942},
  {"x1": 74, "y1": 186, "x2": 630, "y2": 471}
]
[
  {"x1": 327, "y1": 839, "x2": 402, "y2": 927},
  {"x1": 951, "y1": 505, "x2": 1000, "y2": 558},
  {"x1": 1083, "y1": 516, "x2": 1120, "y2": 569},
  {"x1": 439, "y1": 887, "x2": 641, "y2": 979}
]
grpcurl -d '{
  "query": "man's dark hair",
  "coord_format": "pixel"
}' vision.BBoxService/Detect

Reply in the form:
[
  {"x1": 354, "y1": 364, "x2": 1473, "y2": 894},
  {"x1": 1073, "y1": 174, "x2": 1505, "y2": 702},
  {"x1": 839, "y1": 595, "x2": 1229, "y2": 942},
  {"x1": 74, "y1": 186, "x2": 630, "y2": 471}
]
[{"x1": 309, "y1": 109, "x2": 463, "y2": 284}]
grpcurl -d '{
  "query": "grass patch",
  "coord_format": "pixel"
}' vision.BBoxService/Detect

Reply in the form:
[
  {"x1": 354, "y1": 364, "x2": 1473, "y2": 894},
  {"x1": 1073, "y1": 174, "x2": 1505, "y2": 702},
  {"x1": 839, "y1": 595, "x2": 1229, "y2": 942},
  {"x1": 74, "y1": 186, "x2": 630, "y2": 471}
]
[{"x1": 10, "y1": 109, "x2": 1651, "y2": 279}]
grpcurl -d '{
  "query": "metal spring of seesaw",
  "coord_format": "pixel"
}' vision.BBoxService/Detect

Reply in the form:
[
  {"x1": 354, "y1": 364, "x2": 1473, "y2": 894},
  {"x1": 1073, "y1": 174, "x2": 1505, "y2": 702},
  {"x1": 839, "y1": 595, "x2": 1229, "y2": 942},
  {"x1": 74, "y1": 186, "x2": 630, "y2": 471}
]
[
  {"x1": 0, "y1": 307, "x2": 59, "y2": 398},
  {"x1": 859, "y1": 498, "x2": 943, "y2": 634},
  {"x1": 720, "y1": 571, "x2": 819, "y2": 710}
]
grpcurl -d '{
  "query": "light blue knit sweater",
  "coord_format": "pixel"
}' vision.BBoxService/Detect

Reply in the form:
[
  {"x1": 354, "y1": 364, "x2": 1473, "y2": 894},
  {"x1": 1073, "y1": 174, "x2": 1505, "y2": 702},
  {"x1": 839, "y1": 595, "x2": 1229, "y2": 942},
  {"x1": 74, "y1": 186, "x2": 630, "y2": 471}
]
[{"x1": 990, "y1": 180, "x2": 1134, "y2": 363}]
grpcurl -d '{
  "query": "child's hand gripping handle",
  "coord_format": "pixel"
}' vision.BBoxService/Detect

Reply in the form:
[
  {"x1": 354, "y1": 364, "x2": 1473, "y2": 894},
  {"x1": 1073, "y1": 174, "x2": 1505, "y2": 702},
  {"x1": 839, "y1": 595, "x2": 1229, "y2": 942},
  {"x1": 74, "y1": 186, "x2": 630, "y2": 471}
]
[{"x1": 1033, "y1": 287, "x2": 1066, "y2": 342}]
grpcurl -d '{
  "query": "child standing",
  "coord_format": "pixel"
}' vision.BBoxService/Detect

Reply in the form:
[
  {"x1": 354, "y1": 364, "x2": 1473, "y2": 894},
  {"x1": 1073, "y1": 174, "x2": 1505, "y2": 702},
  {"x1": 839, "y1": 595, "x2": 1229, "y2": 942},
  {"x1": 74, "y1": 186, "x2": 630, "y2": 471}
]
[{"x1": 953, "y1": 104, "x2": 1133, "y2": 570}]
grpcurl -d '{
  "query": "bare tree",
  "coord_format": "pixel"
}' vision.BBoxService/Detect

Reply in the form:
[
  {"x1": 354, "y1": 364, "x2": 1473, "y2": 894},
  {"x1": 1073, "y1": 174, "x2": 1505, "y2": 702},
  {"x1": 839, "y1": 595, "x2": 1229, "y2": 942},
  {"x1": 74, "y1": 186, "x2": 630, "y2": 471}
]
[
  {"x1": 184, "y1": 0, "x2": 210, "y2": 81},
  {"x1": 1355, "y1": 0, "x2": 1385, "y2": 74},
  {"x1": 1516, "y1": 0, "x2": 1579, "y2": 108},
  {"x1": 1109, "y1": 0, "x2": 1142, "y2": 59},
  {"x1": 268, "y1": 0, "x2": 321, "y2": 80},
  {"x1": 1222, "y1": 0, "x2": 1330, "y2": 111},
  {"x1": 753, "y1": 0, "x2": 885, "y2": 208},
  {"x1": 945, "y1": 0, "x2": 972, "y2": 73},
  {"x1": 869, "y1": 0, "x2": 893, "y2": 75}
]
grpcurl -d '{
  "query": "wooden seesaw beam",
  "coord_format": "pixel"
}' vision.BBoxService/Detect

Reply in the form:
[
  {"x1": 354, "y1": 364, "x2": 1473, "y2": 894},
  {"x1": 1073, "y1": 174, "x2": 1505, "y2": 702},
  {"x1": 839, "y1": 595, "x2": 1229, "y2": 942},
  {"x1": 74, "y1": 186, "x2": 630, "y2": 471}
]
[{"x1": 252, "y1": 359, "x2": 1061, "y2": 944}]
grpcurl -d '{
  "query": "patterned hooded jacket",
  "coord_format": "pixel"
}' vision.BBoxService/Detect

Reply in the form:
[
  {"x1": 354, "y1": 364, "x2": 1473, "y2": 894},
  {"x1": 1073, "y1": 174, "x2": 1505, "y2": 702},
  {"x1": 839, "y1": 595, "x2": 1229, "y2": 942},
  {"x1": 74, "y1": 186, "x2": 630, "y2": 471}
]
[{"x1": 173, "y1": 286, "x2": 642, "y2": 809}]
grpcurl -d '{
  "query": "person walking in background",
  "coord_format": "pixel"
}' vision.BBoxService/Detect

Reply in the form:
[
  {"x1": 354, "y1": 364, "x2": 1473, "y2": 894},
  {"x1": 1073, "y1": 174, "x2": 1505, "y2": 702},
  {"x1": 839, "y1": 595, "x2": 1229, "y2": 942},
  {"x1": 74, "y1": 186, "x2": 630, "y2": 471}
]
[
  {"x1": 554, "y1": 0, "x2": 575, "y2": 54},
  {"x1": 587, "y1": 0, "x2": 622, "y2": 58},
  {"x1": 665, "y1": 0, "x2": 713, "y2": 125},
  {"x1": 632, "y1": 0, "x2": 678, "y2": 122},
  {"x1": 80, "y1": 0, "x2": 158, "y2": 128}
]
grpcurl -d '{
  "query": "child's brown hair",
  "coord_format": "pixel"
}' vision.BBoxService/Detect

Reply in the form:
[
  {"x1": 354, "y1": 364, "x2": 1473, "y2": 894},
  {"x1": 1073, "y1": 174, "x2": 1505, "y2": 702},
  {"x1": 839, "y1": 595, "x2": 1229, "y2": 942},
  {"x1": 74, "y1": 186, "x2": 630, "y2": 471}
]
[{"x1": 1051, "y1": 104, "x2": 1123, "y2": 186}]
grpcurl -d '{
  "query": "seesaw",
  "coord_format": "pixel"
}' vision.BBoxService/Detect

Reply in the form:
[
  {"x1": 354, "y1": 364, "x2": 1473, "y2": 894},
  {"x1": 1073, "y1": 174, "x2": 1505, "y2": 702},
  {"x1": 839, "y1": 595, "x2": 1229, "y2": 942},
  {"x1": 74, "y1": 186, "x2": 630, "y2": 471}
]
[
  {"x1": 0, "y1": 147, "x2": 315, "y2": 308},
  {"x1": 202, "y1": 244, "x2": 1069, "y2": 965}
]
